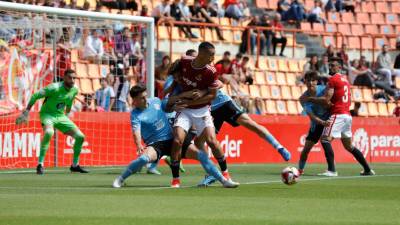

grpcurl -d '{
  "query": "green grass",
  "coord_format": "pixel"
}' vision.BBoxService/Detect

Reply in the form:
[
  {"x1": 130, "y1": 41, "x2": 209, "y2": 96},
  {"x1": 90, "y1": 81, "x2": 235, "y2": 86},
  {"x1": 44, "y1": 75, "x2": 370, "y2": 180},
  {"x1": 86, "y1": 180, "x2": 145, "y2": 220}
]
[{"x1": 1, "y1": 163, "x2": 400, "y2": 225}]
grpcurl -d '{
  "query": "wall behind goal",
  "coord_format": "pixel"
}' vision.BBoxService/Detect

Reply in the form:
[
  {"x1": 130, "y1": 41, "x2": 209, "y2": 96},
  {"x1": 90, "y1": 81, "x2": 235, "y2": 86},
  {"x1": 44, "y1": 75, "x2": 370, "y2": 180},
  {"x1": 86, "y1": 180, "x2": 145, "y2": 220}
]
[{"x1": 0, "y1": 114, "x2": 399, "y2": 169}]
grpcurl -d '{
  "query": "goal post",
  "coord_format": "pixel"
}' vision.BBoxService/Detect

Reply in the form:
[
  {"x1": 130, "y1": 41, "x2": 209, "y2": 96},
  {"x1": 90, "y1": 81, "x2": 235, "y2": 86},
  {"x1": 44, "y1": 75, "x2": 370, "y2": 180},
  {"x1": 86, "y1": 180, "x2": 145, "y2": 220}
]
[{"x1": 0, "y1": 2, "x2": 155, "y2": 169}]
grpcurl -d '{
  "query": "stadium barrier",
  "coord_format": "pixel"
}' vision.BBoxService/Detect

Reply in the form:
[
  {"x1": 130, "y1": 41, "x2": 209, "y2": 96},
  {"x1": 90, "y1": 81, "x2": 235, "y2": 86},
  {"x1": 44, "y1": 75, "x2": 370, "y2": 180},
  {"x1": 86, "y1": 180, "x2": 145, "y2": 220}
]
[{"x1": 1, "y1": 113, "x2": 399, "y2": 169}]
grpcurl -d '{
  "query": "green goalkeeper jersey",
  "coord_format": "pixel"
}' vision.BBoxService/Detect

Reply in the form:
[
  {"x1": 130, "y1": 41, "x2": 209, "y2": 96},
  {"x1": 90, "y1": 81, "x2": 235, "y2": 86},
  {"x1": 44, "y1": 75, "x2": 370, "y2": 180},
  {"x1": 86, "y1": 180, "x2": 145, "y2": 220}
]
[{"x1": 28, "y1": 82, "x2": 78, "y2": 116}]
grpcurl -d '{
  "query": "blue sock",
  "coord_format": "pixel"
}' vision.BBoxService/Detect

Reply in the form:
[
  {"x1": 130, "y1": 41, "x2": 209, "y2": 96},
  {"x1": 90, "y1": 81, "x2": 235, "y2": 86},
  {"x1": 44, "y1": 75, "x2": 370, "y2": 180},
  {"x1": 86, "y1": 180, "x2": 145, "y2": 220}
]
[
  {"x1": 264, "y1": 133, "x2": 282, "y2": 150},
  {"x1": 147, "y1": 162, "x2": 158, "y2": 171},
  {"x1": 121, "y1": 155, "x2": 150, "y2": 180},
  {"x1": 197, "y1": 150, "x2": 225, "y2": 183},
  {"x1": 299, "y1": 160, "x2": 306, "y2": 170}
]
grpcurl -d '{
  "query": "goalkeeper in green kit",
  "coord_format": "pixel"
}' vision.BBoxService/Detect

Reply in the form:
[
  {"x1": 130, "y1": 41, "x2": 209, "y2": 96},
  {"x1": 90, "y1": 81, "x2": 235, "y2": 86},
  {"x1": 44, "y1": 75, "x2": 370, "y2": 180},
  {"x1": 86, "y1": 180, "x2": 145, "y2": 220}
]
[{"x1": 16, "y1": 69, "x2": 88, "y2": 174}]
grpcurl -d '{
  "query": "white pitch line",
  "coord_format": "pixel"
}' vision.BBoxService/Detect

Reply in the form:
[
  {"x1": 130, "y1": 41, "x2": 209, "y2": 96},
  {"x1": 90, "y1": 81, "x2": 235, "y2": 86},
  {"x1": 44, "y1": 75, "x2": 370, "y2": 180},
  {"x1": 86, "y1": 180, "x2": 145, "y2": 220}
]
[
  {"x1": 0, "y1": 167, "x2": 123, "y2": 174},
  {"x1": 0, "y1": 174, "x2": 399, "y2": 191}
]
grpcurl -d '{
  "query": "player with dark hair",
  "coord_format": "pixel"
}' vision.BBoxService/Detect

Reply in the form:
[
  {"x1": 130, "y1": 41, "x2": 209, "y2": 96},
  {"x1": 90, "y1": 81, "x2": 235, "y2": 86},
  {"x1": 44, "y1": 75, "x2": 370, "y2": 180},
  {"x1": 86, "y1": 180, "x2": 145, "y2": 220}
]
[
  {"x1": 299, "y1": 71, "x2": 336, "y2": 176},
  {"x1": 112, "y1": 84, "x2": 239, "y2": 188},
  {"x1": 301, "y1": 59, "x2": 375, "y2": 176},
  {"x1": 16, "y1": 69, "x2": 88, "y2": 174},
  {"x1": 185, "y1": 49, "x2": 197, "y2": 57}
]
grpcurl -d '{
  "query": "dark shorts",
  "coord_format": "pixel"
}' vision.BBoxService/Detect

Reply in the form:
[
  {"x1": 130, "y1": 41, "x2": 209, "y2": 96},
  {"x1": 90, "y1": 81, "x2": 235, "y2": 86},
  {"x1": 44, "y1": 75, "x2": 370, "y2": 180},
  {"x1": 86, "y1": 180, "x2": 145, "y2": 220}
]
[
  {"x1": 211, "y1": 100, "x2": 244, "y2": 133},
  {"x1": 306, "y1": 123, "x2": 325, "y2": 143},
  {"x1": 148, "y1": 132, "x2": 196, "y2": 161}
]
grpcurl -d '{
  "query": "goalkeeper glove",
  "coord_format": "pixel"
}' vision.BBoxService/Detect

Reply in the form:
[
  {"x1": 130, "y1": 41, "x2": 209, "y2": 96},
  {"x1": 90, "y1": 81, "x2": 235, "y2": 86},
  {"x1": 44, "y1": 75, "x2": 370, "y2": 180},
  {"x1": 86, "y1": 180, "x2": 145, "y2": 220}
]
[{"x1": 16, "y1": 110, "x2": 29, "y2": 125}]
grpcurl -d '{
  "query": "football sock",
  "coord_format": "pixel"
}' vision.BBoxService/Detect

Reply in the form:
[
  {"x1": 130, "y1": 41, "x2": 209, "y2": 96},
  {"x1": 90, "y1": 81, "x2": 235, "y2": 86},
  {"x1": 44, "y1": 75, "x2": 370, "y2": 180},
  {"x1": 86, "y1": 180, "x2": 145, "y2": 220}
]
[
  {"x1": 264, "y1": 133, "x2": 282, "y2": 150},
  {"x1": 38, "y1": 128, "x2": 54, "y2": 165},
  {"x1": 351, "y1": 147, "x2": 371, "y2": 172},
  {"x1": 197, "y1": 151, "x2": 225, "y2": 182},
  {"x1": 322, "y1": 141, "x2": 336, "y2": 172},
  {"x1": 147, "y1": 162, "x2": 158, "y2": 171},
  {"x1": 298, "y1": 160, "x2": 306, "y2": 170},
  {"x1": 121, "y1": 155, "x2": 150, "y2": 180},
  {"x1": 72, "y1": 131, "x2": 85, "y2": 166},
  {"x1": 216, "y1": 156, "x2": 227, "y2": 172},
  {"x1": 170, "y1": 160, "x2": 180, "y2": 178}
]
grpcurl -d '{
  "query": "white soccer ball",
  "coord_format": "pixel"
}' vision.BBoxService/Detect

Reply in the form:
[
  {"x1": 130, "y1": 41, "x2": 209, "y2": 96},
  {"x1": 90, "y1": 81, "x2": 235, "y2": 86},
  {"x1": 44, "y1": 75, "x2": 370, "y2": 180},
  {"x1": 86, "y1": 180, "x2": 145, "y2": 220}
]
[{"x1": 281, "y1": 166, "x2": 300, "y2": 185}]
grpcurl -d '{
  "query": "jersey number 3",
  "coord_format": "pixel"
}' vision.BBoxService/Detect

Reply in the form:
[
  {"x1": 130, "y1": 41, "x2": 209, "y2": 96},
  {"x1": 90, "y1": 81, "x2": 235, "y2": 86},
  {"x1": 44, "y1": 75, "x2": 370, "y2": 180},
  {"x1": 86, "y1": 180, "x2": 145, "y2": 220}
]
[{"x1": 342, "y1": 85, "x2": 349, "y2": 103}]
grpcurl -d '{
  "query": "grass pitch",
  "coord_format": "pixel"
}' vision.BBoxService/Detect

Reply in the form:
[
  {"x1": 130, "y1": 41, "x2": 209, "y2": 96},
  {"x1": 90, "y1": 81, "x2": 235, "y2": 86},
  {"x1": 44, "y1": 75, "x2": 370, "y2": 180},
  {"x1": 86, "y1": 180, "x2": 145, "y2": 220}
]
[{"x1": 0, "y1": 163, "x2": 399, "y2": 225}]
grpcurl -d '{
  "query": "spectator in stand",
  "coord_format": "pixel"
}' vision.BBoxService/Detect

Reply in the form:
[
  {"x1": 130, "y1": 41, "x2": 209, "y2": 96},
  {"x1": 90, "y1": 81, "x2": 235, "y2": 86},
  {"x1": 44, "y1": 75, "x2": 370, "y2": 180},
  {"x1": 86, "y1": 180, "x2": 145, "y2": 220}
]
[
  {"x1": 56, "y1": 36, "x2": 71, "y2": 82},
  {"x1": 277, "y1": 0, "x2": 290, "y2": 16},
  {"x1": 319, "y1": 54, "x2": 330, "y2": 82},
  {"x1": 223, "y1": 0, "x2": 244, "y2": 21},
  {"x1": 99, "y1": 0, "x2": 138, "y2": 12},
  {"x1": 335, "y1": 0, "x2": 355, "y2": 13},
  {"x1": 207, "y1": 0, "x2": 225, "y2": 18},
  {"x1": 240, "y1": 95, "x2": 252, "y2": 113},
  {"x1": 303, "y1": 55, "x2": 319, "y2": 76},
  {"x1": 350, "y1": 102, "x2": 360, "y2": 117},
  {"x1": 82, "y1": 94, "x2": 94, "y2": 112},
  {"x1": 239, "y1": 56, "x2": 254, "y2": 85},
  {"x1": 115, "y1": 27, "x2": 139, "y2": 69},
  {"x1": 129, "y1": 33, "x2": 143, "y2": 61},
  {"x1": 191, "y1": 0, "x2": 224, "y2": 40},
  {"x1": 155, "y1": 55, "x2": 171, "y2": 97},
  {"x1": 394, "y1": 52, "x2": 400, "y2": 70},
  {"x1": 95, "y1": 78, "x2": 116, "y2": 112},
  {"x1": 393, "y1": 100, "x2": 400, "y2": 117},
  {"x1": 376, "y1": 44, "x2": 400, "y2": 88},
  {"x1": 215, "y1": 52, "x2": 243, "y2": 95},
  {"x1": 337, "y1": 43, "x2": 349, "y2": 72},
  {"x1": 83, "y1": 29, "x2": 104, "y2": 63},
  {"x1": 170, "y1": 0, "x2": 198, "y2": 38},
  {"x1": 179, "y1": 0, "x2": 195, "y2": 21},
  {"x1": 325, "y1": 44, "x2": 336, "y2": 61},
  {"x1": 307, "y1": 0, "x2": 325, "y2": 25},
  {"x1": 185, "y1": 48, "x2": 197, "y2": 57},
  {"x1": 101, "y1": 27, "x2": 117, "y2": 65},
  {"x1": 230, "y1": 52, "x2": 242, "y2": 71},
  {"x1": 239, "y1": 16, "x2": 265, "y2": 55},
  {"x1": 271, "y1": 13, "x2": 287, "y2": 57},
  {"x1": 260, "y1": 14, "x2": 273, "y2": 55},
  {"x1": 283, "y1": 0, "x2": 306, "y2": 24},
  {"x1": 252, "y1": 97, "x2": 266, "y2": 115},
  {"x1": 114, "y1": 72, "x2": 131, "y2": 112},
  {"x1": 141, "y1": 5, "x2": 149, "y2": 16},
  {"x1": 151, "y1": 0, "x2": 172, "y2": 24}
]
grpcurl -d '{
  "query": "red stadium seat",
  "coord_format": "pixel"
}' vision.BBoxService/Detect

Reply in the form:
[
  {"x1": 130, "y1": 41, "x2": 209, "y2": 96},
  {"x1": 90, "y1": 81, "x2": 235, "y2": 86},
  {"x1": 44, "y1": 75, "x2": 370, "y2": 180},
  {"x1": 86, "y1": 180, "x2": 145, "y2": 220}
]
[
  {"x1": 380, "y1": 25, "x2": 395, "y2": 35},
  {"x1": 270, "y1": 85, "x2": 282, "y2": 99},
  {"x1": 254, "y1": 71, "x2": 266, "y2": 85},
  {"x1": 327, "y1": 12, "x2": 341, "y2": 23},
  {"x1": 88, "y1": 64, "x2": 100, "y2": 78},
  {"x1": 249, "y1": 85, "x2": 261, "y2": 98},
  {"x1": 276, "y1": 100, "x2": 288, "y2": 114},
  {"x1": 325, "y1": 24, "x2": 337, "y2": 33},
  {"x1": 350, "y1": 24, "x2": 364, "y2": 36},
  {"x1": 341, "y1": 12, "x2": 355, "y2": 24},
  {"x1": 266, "y1": 72, "x2": 277, "y2": 85},
  {"x1": 260, "y1": 85, "x2": 271, "y2": 99},
  {"x1": 287, "y1": 100, "x2": 298, "y2": 115},
  {"x1": 364, "y1": 24, "x2": 379, "y2": 34},
  {"x1": 286, "y1": 73, "x2": 297, "y2": 86},
  {"x1": 288, "y1": 60, "x2": 300, "y2": 73},
  {"x1": 370, "y1": 13, "x2": 385, "y2": 25},
  {"x1": 368, "y1": 102, "x2": 379, "y2": 116},
  {"x1": 376, "y1": 2, "x2": 390, "y2": 13},
  {"x1": 267, "y1": 58, "x2": 278, "y2": 71},
  {"x1": 378, "y1": 103, "x2": 389, "y2": 117},
  {"x1": 392, "y1": 2, "x2": 400, "y2": 14},
  {"x1": 277, "y1": 59, "x2": 289, "y2": 72},
  {"x1": 356, "y1": 13, "x2": 370, "y2": 24},
  {"x1": 276, "y1": 72, "x2": 287, "y2": 85},
  {"x1": 265, "y1": 100, "x2": 277, "y2": 114},
  {"x1": 291, "y1": 86, "x2": 302, "y2": 99},
  {"x1": 386, "y1": 14, "x2": 399, "y2": 25},
  {"x1": 361, "y1": 1, "x2": 375, "y2": 13},
  {"x1": 281, "y1": 86, "x2": 292, "y2": 100}
]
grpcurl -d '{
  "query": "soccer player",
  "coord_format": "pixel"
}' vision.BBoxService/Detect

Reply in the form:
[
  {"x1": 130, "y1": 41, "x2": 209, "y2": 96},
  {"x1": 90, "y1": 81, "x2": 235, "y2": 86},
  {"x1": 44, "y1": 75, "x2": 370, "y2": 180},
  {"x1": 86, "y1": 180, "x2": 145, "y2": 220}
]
[
  {"x1": 15, "y1": 69, "x2": 88, "y2": 174},
  {"x1": 301, "y1": 59, "x2": 375, "y2": 176},
  {"x1": 169, "y1": 42, "x2": 223, "y2": 187},
  {"x1": 299, "y1": 71, "x2": 336, "y2": 176},
  {"x1": 112, "y1": 84, "x2": 239, "y2": 188}
]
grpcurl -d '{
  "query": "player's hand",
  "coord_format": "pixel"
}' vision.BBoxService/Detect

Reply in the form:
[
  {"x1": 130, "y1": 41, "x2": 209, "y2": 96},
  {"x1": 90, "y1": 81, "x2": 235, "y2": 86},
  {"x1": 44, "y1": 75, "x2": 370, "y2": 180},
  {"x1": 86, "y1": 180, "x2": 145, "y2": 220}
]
[
  {"x1": 319, "y1": 120, "x2": 330, "y2": 127},
  {"x1": 174, "y1": 101, "x2": 189, "y2": 111},
  {"x1": 299, "y1": 95, "x2": 310, "y2": 103},
  {"x1": 15, "y1": 110, "x2": 29, "y2": 125},
  {"x1": 136, "y1": 146, "x2": 145, "y2": 155},
  {"x1": 191, "y1": 89, "x2": 202, "y2": 100}
]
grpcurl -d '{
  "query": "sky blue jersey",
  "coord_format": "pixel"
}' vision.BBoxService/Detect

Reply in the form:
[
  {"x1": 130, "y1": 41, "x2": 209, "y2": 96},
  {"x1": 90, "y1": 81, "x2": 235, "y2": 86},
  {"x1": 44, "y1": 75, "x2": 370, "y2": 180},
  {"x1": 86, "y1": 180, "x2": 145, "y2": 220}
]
[
  {"x1": 130, "y1": 98, "x2": 173, "y2": 145},
  {"x1": 300, "y1": 85, "x2": 331, "y2": 127}
]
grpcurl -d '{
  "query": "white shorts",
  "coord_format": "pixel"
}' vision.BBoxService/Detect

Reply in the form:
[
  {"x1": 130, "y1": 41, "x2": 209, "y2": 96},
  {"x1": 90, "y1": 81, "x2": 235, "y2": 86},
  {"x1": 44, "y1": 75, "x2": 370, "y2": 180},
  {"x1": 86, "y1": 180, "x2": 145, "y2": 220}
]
[
  {"x1": 174, "y1": 106, "x2": 214, "y2": 136},
  {"x1": 323, "y1": 114, "x2": 352, "y2": 139}
]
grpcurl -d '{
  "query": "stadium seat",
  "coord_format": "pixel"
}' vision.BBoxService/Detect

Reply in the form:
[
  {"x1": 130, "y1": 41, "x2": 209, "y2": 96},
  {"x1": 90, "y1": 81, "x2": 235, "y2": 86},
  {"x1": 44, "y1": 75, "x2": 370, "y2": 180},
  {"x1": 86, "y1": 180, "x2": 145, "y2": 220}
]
[
  {"x1": 74, "y1": 78, "x2": 81, "y2": 92},
  {"x1": 374, "y1": 38, "x2": 387, "y2": 50},
  {"x1": 267, "y1": 58, "x2": 278, "y2": 71},
  {"x1": 327, "y1": 12, "x2": 341, "y2": 23},
  {"x1": 361, "y1": 1, "x2": 375, "y2": 13},
  {"x1": 256, "y1": 0, "x2": 269, "y2": 8},
  {"x1": 88, "y1": 64, "x2": 100, "y2": 78},
  {"x1": 364, "y1": 24, "x2": 379, "y2": 34},
  {"x1": 254, "y1": 71, "x2": 266, "y2": 84},
  {"x1": 325, "y1": 24, "x2": 337, "y2": 33},
  {"x1": 281, "y1": 86, "x2": 292, "y2": 99},
  {"x1": 356, "y1": 13, "x2": 370, "y2": 24},
  {"x1": 171, "y1": 27, "x2": 183, "y2": 40},
  {"x1": 71, "y1": 49, "x2": 78, "y2": 62},
  {"x1": 268, "y1": 0, "x2": 278, "y2": 10},
  {"x1": 92, "y1": 78, "x2": 101, "y2": 92},
  {"x1": 350, "y1": 24, "x2": 364, "y2": 36},
  {"x1": 377, "y1": 103, "x2": 389, "y2": 116},
  {"x1": 396, "y1": 77, "x2": 400, "y2": 88},
  {"x1": 389, "y1": 38, "x2": 397, "y2": 49},
  {"x1": 288, "y1": 60, "x2": 300, "y2": 73},
  {"x1": 266, "y1": 72, "x2": 277, "y2": 85},
  {"x1": 300, "y1": 85, "x2": 307, "y2": 94},
  {"x1": 249, "y1": 85, "x2": 261, "y2": 97},
  {"x1": 298, "y1": 60, "x2": 308, "y2": 71},
  {"x1": 376, "y1": 2, "x2": 390, "y2": 13},
  {"x1": 232, "y1": 30, "x2": 242, "y2": 44},
  {"x1": 277, "y1": 59, "x2": 289, "y2": 72},
  {"x1": 276, "y1": 72, "x2": 287, "y2": 85},
  {"x1": 386, "y1": 14, "x2": 399, "y2": 25},
  {"x1": 287, "y1": 100, "x2": 298, "y2": 115},
  {"x1": 358, "y1": 103, "x2": 368, "y2": 117},
  {"x1": 341, "y1": 12, "x2": 355, "y2": 24},
  {"x1": 380, "y1": 25, "x2": 395, "y2": 34},
  {"x1": 300, "y1": 23, "x2": 312, "y2": 33},
  {"x1": 362, "y1": 89, "x2": 373, "y2": 102},
  {"x1": 99, "y1": 65, "x2": 109, "y2": 78},
  {"x1": 221, "y1": 30, "x2": 234, "y2": 43},
  {"x1": 286, "y1": 73, "x2": 296, "y2": 86},
  {"x1": 260, "y1": 85, "x2": 271, "y2": 99},
  {"x1": 76, "y1": 63, "x2": 88, "y2": 78},
  {"x1": 240, "y1": 84, "x2": 250, "y2": 95},
  {"x1": 348, "y1": 36, "x2": 361, "y2": 49},
  {"x1": 204, "y1": 28, "x2": 215, "y2": 42},
  {"x1": 387, "y1": 103, "x2": 396, "y2": 116},
  {"x1": 323, "y1": 36, "x2": 343, "y2": 48},
  {"x1": 313, "y1": 23, "x2": 325, "y2": 33},
  {"x1": 157, "y1": 26, "x2": 170, "y2": 39},
  {"x1": 392, "y1": 2, "x2": 400, "y2": 14},
  {"x1": 351, "y1": 88, "x2": 363, "y2": 102},
  {"x1": 80, "y1": 78, "x2": 94, "y2": 94},
  {"x1": 270, "y1": 85, "x2": 282, "y2": 99},
  {"x1": 297, "y1": 100, "x2": 303, "y2": 114},
  {"x1": 291, "y1": 86, "x2": 302, "y2": 99},
  {"x1": 276, "y1": 100, "x2": 288, "y2": 114},
  {"x1": 338, "y1": 24, "x2": 351, "y2": 36},
  {"x1": 191, "y1": 28, "x2": 202, "y2": 39},
  {"x1": 219, "y1": 17, "x2": 231, "y2": 26},
  {"x1": 368, "y1": 102, "x2": 379, "y2": 116},
  {"x1": 370, "y1": 13, "x2": 385, "y2": 25},
  {"x1": 265, "y1": 100, "x2": 277, "y2": 114},
  {"x1": 258, "y1": 57, "x2": 268, "y2": 70},
  {"x1": 361, "y1": 37, "x2": 373, "y2": 50}
]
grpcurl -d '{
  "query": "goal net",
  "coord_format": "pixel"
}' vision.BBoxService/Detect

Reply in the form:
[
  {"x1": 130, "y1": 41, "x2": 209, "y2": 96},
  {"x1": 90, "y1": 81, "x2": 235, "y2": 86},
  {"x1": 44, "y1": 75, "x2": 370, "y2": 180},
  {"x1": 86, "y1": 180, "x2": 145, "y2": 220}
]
[{"x1": 0, "y1": 2, "x2": 154, "y2": 169}]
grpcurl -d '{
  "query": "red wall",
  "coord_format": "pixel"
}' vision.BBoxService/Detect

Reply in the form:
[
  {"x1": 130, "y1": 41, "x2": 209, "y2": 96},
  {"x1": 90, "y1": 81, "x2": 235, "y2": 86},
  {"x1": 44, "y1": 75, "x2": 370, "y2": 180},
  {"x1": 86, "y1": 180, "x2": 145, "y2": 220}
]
[{"x1": 1, "y1": 113, "x2": 399, "y2": 169}]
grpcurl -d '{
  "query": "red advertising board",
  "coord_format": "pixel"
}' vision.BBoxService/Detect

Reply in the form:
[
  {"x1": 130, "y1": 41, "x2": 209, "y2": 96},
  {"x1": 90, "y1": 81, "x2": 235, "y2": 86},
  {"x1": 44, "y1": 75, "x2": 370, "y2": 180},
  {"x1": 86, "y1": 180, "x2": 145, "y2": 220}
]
[{"x1": 1, "y1": 113, "x2": 399, "y2": 169}]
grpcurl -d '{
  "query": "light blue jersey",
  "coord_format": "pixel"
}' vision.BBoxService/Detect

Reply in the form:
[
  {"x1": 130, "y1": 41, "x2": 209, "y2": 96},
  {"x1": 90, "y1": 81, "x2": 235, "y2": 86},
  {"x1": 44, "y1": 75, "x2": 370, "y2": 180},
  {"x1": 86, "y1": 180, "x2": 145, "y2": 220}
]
[
  {"x1": 211, "y1": 89, "x2": 232, "y2": 111},
  {"x1": 300, "y1": 85, "x2": 330, "y2": 128},
  {"x1": 130, "y1": 98, "x2": 173, "y2": 145},
  {"x1": 161, "y1": 97, "x2": 176, "y2": 126}
]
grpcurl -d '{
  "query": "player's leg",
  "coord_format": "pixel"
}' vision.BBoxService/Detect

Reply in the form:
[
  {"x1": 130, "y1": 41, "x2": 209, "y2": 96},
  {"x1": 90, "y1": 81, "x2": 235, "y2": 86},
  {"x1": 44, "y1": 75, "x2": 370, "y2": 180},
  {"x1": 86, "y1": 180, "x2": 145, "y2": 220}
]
[
  {"x1": 57, "y1": 115, "x2": 88, "y2": 173},
  {"x1": 298, "y1": 140, "x2": 316, "y2": 175},
  {"x1": 113, "y1": 146, "x2": 159, "y2": 188},
  {"x1": 146, "y1": 162, "x2": 161, "y2": 175},
  {"x1": 37, "y1": 114, "x2": 55, "y2": 174},
  {"x1": 319, "y1": 115, "x2": 339, "y2": 177},
  {"x1": 235, "y1": 113, "x2": 291, "y2": 161}
]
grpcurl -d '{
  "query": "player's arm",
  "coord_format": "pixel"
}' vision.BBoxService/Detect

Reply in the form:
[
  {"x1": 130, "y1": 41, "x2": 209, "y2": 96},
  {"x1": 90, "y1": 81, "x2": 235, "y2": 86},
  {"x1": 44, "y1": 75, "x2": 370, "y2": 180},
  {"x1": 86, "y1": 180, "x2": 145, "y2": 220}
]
[
  {"x1": 307, "y1": 88, "x2": 334, "y2": 107},
  {"x1": 181, "y1": 88, "x2": 217, "y2": 107},
  {"x1": 131, "y1": 116, "x2": 145, "y2": 154},
  {"x1": 66, "y1": 90, "x2": 78, "y2": 115}
]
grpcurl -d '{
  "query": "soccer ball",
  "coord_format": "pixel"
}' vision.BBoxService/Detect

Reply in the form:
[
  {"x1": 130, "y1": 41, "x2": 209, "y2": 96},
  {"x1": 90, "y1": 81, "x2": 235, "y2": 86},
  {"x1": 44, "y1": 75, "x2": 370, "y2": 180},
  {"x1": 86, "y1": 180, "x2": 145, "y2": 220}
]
[{"x1": 281, "y1": 166, "x2": 300, "y2": 185}]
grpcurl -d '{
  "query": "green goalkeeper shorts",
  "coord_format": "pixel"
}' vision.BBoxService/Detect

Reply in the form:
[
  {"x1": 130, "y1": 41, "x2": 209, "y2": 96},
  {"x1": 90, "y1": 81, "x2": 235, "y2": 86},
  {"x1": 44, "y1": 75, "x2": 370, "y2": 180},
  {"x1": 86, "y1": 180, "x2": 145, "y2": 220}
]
[{"x1": 40, "y1": 113, "x2": 78, "y2": 133}]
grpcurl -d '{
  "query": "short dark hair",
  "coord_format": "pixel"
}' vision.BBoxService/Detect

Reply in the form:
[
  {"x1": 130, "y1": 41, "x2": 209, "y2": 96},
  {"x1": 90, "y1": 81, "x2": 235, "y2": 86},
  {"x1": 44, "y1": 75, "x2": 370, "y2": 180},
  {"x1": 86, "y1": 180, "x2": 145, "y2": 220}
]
[
  {"x1": 304, "y1": 71, "x2": 319, "y2": 81},
  {"x1": 354, "y1": 102, "x2": 361, "y2": 108},
  {"x1": 168, "y1": 59, "x2": 181, "y2": 75},
  {"x1": 130, "y1": 84, "x2": 147, "y2": 98},
  {"x1": 64, "y1": 69, "x2": 76, "y2": 77},
  {"x1": 223, "y1": 51, "x2": 231, "y2": 56},
  {"x1": 185, "y1": 49, "x2": 196, "y2": 56},
  {"x1": 236, "y1": 53, "x2": 243, "y2": 58},
  {"x1": 243, "y1": 56, "x2": 249, "y2": 61},
  {"x1": 198, "y1": 42, "x2": 215, "y2": 52}
]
